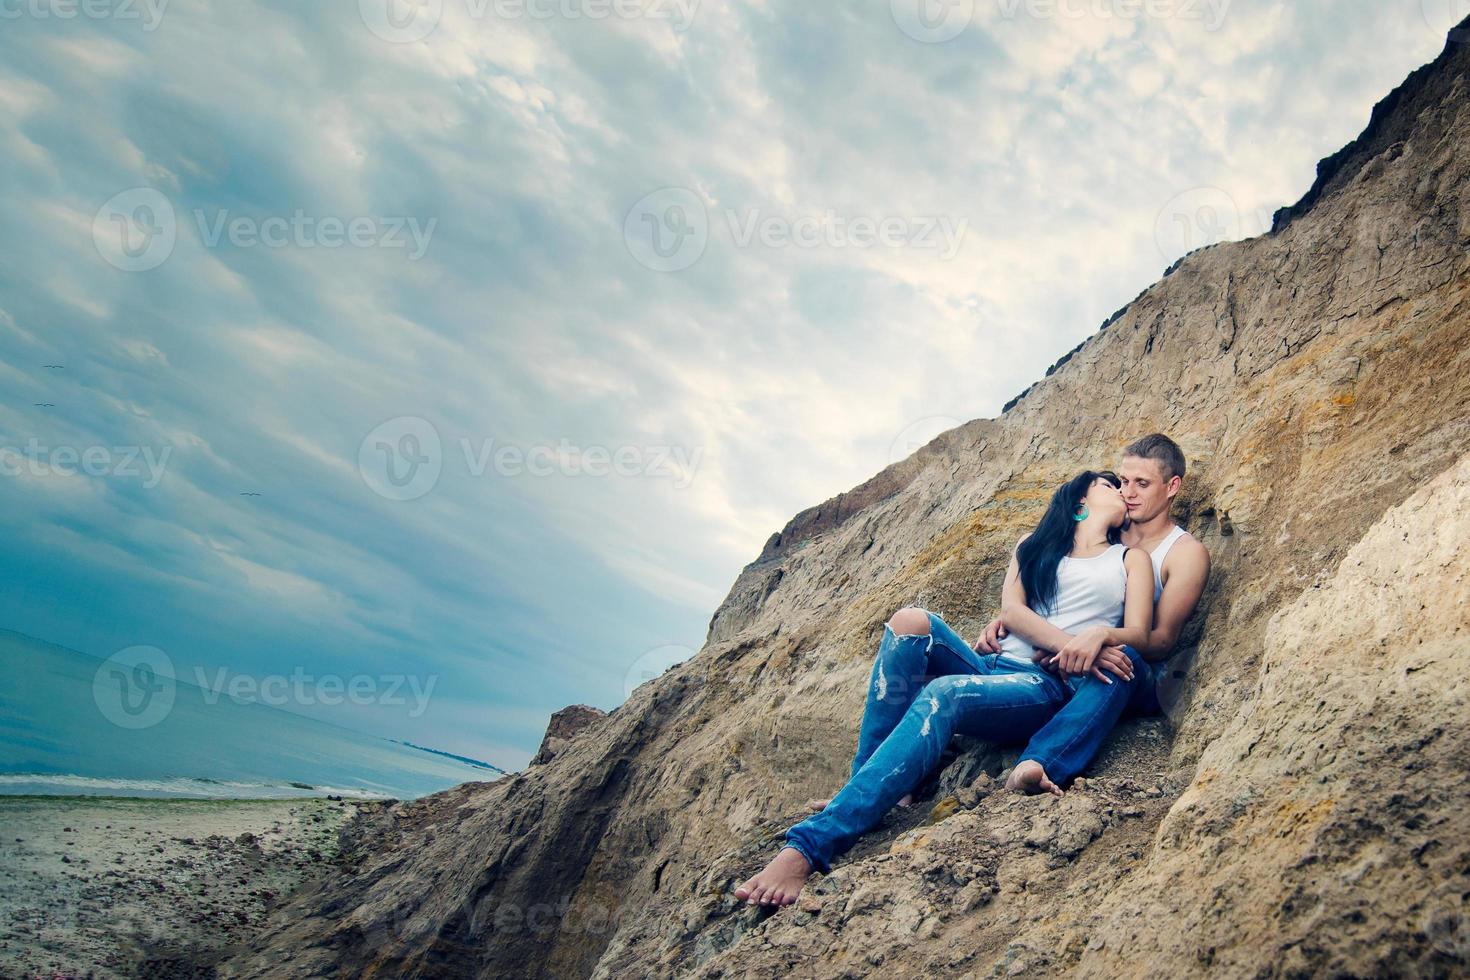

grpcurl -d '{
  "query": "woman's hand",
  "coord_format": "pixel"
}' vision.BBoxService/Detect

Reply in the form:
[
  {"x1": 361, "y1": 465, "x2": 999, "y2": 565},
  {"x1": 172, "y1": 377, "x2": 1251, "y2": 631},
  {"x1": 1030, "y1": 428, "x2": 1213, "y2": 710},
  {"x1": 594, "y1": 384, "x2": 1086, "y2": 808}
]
[{"x1": 1055, "y1": 626, "x2": 1109, "y2": 678}]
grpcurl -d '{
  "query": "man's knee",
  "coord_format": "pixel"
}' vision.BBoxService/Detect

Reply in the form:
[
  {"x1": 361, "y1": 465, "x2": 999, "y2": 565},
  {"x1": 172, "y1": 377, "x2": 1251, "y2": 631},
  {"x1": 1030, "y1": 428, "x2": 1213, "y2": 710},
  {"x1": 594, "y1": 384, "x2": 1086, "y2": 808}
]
[{"x1": 887, "y1": 606, "x2": 931, "y2": 636}]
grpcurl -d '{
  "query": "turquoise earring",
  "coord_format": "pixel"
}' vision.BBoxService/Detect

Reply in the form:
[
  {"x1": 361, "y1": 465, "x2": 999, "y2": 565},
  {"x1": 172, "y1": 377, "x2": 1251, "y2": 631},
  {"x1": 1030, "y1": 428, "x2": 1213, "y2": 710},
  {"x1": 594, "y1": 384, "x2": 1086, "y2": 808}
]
[{"x1": 1074, "y1": 505, "x2": 1088, "y2": 521}]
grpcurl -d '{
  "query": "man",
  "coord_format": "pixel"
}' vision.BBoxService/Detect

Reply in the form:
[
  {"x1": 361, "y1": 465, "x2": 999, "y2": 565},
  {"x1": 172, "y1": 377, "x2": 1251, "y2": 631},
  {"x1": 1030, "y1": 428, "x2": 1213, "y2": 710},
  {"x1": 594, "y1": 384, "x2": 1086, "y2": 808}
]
[{"x1": 979, "y1": 433, "x2": 1210, "y2": 795}]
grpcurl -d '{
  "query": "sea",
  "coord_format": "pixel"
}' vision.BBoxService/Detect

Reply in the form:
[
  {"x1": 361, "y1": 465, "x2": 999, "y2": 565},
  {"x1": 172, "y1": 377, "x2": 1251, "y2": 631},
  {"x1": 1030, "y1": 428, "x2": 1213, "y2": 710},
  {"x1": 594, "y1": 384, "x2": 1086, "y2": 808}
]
[{"x1": 0, "y1": 630, "x2": 506, "y2": 800}]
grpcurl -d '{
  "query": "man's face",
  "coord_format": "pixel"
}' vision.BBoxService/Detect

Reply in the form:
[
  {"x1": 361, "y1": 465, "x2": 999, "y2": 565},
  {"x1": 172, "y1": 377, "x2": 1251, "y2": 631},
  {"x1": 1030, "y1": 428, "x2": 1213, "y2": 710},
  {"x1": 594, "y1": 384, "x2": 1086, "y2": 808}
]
[{"x1": 1119, "y1": 455, "x2": 1175, "y2": 523}]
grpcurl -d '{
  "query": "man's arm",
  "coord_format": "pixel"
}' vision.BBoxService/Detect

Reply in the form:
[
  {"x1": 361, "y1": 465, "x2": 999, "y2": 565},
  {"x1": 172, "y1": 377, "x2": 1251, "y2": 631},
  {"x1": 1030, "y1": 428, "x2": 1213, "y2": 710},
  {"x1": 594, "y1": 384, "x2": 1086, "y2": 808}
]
[{"x1": 1127, "y1": 536, "x2": 1210, "y2": 662}]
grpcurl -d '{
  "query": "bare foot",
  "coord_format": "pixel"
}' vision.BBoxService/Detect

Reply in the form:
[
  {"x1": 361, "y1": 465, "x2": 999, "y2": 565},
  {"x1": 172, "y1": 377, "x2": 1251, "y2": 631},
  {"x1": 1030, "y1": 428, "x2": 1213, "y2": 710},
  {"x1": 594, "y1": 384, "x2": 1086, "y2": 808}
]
[
  {"x1": 1005, "y1": 760, "x2": 1064, "y2": 797},
  {"x1": 733, "y1": 846, "x2": 813, "y2": 906},
  {"x1": 806, "y1": 792, "x2": 912, "y2": 813}
]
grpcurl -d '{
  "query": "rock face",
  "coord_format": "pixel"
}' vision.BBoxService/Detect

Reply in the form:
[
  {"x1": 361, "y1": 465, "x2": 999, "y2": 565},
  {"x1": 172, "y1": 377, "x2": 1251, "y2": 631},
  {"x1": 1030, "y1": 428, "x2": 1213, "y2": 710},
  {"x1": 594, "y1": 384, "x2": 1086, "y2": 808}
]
[
  {"x1": 530, "y1": 705, "x2": 608, "y2": 766},
  {"x1": 222, "y1": 20, "x2": 1470, "y2": 980}
]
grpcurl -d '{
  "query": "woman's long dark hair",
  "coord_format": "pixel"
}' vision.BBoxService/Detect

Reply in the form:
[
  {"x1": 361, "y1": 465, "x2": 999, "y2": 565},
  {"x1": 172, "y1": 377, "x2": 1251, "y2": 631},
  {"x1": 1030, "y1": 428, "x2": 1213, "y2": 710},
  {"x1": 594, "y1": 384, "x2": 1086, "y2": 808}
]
[{"x1": 1016, "y1": 470, "x2": 1121, "y2": 614}]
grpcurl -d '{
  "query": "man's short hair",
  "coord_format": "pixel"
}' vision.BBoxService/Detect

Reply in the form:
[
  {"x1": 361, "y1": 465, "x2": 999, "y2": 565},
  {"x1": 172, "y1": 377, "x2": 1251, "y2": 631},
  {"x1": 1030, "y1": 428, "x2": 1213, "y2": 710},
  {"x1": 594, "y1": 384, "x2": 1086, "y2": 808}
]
[{"x1": 1124, "y1": 433, "x2": 1186, "y2": 481}]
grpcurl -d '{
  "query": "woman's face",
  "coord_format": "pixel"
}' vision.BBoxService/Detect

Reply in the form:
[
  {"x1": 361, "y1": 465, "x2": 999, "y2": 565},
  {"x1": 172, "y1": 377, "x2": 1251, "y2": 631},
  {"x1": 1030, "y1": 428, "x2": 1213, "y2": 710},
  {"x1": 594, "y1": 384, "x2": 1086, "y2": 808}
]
[{"x1": 1083, "y1": 477, "x2": 1127, "y2": 527}]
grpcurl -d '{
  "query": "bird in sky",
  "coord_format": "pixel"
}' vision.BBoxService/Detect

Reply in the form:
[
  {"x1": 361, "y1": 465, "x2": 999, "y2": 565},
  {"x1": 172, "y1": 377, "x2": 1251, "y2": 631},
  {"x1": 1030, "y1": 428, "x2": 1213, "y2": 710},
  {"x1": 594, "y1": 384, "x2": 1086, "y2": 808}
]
[
  {"x1": 239, "y1": 491, "x2": 263, "y2": 497},
  {"x1": 42, "y1": 365, "x2": 65, "y2": 370},
  {"x1": 34, "y1": 403, "x2": 55, "y2": 408}
]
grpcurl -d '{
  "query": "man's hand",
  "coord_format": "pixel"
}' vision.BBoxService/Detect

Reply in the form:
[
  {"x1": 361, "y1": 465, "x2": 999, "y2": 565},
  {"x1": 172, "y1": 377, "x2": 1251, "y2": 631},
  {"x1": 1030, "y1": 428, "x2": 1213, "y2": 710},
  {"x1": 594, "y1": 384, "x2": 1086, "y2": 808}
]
[
  {"x1": 1093, "y1": 645, "x2": 1134, "y2": 683},
  {"x1": 1042, "y1": 643, "x2": 1133, "y2": 684},
  {"x1": 972, "y1": 616, "x2": 1007, "y2": 653}
]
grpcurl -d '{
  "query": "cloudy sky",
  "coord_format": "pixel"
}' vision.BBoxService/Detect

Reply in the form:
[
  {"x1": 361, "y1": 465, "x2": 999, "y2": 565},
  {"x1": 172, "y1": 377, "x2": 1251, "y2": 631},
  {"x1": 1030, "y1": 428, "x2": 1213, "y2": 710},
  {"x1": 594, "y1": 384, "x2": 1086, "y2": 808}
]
[{"x1": 0, "y1": 0, "x2": 1461, "y2": 770}]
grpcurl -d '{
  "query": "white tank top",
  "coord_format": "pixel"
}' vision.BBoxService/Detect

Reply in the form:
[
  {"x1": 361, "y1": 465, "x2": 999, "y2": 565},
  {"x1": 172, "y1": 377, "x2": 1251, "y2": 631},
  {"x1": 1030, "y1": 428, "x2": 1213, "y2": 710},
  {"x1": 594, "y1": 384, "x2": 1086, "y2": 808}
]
[
  {"x1": 998, "y1": 543, "x2": 1128, "y2": 666},
  {"x1": 1149, "y1": 524, "x2": 1187, "y2": 602}
]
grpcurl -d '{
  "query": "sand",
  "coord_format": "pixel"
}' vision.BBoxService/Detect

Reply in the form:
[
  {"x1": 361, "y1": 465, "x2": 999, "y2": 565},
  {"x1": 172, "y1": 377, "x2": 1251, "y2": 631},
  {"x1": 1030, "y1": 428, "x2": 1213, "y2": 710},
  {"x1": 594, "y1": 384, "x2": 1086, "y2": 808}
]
[{"x1": 0, "y1": 796, "x2": 384, "y2": 979}]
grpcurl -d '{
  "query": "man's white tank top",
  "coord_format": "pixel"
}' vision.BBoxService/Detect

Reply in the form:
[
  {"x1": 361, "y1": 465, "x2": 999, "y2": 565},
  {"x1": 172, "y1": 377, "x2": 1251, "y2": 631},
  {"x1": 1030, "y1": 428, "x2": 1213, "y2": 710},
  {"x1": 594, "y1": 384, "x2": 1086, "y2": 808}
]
[
  {"x1": 1148, "y1": 524, "x2": 1187, "y2": 602},
  {"x1": 997, "y1": 543, "x2": 1128, "y2": 666}
]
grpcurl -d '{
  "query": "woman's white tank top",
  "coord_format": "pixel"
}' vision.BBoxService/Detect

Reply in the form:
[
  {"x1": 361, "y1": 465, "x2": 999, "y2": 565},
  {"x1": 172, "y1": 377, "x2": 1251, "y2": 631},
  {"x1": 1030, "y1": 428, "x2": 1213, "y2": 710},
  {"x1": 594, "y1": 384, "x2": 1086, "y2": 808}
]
[{"x1": 998, "y1": 543, "x2": 1128, "y2": 666}]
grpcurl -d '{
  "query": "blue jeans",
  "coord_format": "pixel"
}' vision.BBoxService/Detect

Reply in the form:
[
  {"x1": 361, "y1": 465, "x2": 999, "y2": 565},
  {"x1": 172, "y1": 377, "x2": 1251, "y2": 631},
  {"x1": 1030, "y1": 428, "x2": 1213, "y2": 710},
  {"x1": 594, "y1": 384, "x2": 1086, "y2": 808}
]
[{"x1": 784, "y1": 610, "x2": 1157, "y2": 874}]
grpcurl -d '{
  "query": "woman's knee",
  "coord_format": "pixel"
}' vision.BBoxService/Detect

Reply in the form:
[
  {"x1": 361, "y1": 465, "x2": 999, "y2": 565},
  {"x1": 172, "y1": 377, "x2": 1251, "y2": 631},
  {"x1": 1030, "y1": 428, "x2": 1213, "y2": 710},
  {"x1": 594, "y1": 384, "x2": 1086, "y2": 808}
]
[{"x1": 887, "y1": 606, "x2": 931, "y2": 636}]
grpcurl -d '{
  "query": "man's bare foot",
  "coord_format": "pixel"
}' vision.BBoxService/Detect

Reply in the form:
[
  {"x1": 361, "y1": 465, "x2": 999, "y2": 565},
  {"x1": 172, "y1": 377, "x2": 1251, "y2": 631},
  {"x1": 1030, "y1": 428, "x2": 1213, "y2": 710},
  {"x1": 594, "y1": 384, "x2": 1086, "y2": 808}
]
[
  {"x1": 805, "y1": 792, "x2": 912, "y2": 813},
  {"x1": 733, "y1": 846, "x2": 813, "y2": 906},
  {"x1": 1005, "y1": 760, "x2": 1064, "y2": 797}
]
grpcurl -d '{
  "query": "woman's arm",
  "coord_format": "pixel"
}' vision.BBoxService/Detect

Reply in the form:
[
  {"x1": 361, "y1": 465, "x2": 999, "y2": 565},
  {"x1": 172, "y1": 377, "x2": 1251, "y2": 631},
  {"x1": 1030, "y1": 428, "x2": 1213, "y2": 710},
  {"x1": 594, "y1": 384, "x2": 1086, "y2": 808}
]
[
  {"x1": 1053, "y1": 548, "x2": 1155, "y2": 675},
  {"x1": 998, "y1": 535, "x2": 1075, "y2": 653}
]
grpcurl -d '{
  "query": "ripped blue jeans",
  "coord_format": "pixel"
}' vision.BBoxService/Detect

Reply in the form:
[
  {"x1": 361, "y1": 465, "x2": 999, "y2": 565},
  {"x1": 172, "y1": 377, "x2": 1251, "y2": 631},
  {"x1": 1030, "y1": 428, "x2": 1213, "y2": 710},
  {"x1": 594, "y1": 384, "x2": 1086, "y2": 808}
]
[{"x1": 784, "y1": 609, "x2": 1154, "y2": 874}]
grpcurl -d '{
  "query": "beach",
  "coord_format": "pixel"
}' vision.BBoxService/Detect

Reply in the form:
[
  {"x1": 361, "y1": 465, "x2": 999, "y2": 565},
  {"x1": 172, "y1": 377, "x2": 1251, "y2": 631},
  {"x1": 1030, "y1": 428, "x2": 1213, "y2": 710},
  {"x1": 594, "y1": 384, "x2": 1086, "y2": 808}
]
[{"x1": 0, "y1": 795, "x2": 384, "y2": 979}]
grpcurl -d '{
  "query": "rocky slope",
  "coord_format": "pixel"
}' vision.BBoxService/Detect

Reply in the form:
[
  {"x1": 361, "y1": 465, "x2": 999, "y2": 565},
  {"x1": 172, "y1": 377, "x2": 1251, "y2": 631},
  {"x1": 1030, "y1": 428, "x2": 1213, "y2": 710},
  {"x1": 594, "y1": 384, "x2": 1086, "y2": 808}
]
[{"x1": 222, "y1": 19, "x2": 1470, "y2": 979}]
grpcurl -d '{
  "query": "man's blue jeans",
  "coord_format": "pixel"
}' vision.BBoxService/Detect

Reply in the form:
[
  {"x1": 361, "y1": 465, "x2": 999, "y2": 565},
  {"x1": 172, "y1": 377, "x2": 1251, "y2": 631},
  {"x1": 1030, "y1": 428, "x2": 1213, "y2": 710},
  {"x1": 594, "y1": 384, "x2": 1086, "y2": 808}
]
[{"x1": 784, "y1": 609, "x2": 1157, "y2": 874}]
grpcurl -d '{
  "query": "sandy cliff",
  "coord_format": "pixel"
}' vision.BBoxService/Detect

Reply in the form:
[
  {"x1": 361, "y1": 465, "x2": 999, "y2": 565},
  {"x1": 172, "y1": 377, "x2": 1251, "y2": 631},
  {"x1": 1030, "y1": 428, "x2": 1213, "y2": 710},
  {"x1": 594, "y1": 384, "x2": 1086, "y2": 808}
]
[{"x1": 222, "y1": 18, "x2": 1470, "y2": 979}]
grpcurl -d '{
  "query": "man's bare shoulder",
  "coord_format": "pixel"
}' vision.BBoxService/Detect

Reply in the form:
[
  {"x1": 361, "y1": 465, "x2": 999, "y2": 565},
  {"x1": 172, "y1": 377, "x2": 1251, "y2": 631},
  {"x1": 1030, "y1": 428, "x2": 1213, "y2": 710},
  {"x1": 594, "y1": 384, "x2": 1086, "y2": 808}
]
[{"x1": 1164, "y1": 531, "x2": 1210, "y2": 576}]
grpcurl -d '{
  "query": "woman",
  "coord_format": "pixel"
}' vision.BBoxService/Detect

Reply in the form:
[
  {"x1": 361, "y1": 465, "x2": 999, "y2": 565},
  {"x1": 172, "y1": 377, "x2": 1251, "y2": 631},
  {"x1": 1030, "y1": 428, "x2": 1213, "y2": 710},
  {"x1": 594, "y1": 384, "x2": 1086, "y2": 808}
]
[{"x1": 733, "y1": 470, "x2": 1154, "y2": 907}]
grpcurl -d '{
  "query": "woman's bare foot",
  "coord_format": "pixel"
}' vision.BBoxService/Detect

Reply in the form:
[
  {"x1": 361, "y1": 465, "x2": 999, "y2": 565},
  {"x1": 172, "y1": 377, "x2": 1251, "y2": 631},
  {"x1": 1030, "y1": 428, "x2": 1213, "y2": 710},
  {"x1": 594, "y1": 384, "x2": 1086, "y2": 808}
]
[
  {"x1": 805, "y1": 792, "x2": 912, "y2": 813},
  {"x1": 733, "y1": 846, "x2": 813, "y2": 906},
  {"x1": 1005, "y1": 760, "x2": 1064, "y2": 797}
]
